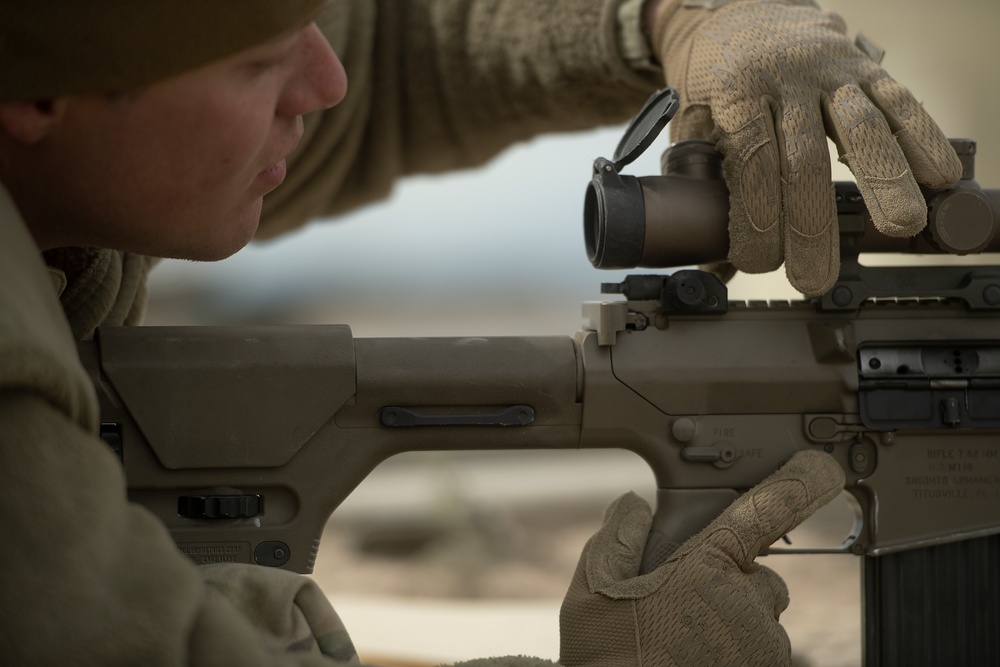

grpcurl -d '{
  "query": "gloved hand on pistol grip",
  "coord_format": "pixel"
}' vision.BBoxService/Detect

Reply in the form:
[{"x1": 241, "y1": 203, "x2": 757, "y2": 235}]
[
  {"x1": 558, "y1": 450, "x2": 845, "y2": 667},
  {"x1": 652, "y1": 0, "x2": 962, "y2": 297}
]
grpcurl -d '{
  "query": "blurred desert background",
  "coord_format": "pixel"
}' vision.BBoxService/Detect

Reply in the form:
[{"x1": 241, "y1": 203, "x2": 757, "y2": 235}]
[{"x1": 144, "y1": 1, "x2": 1000, "y2": 664}]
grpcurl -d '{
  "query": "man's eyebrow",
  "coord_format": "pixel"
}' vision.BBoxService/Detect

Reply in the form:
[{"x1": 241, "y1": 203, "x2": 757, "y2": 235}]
[
  {"x1": 258, "y1": 8, "x2": 323, "y2": 55},
  {"x1": 272, "y1": 3, "x2": 327, "y2": 46}
]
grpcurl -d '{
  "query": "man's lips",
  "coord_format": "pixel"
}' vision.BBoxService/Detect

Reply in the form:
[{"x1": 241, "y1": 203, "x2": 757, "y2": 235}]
[
  {"x1": 256, "y1": 124, "x2": 302, "y2": 191},
  {"x1": 255, "y1": 158, "x2": 288, "y2": 190}
]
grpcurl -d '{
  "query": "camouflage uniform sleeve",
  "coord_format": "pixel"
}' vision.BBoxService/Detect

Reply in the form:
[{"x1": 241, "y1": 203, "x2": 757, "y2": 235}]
[
  {"x1": 258, "y1": 0, "x2": 661, "y2": 238},
  {"x1": 0, "y1": 392, "x2": 362, "y2": 666}
]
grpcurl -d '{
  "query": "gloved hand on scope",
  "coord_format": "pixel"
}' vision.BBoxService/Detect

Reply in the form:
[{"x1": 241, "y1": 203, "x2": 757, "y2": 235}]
[
  {"x1": 559, "y1": 450, "x2": 845, "y2": 667},
  {"x1": 647, "y1": 0, "x2": 963, "y2": 296}
]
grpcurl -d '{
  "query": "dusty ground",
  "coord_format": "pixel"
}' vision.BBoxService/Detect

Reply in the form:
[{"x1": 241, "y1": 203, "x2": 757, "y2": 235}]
[{"x1": 310, "y1": 451, "x2": 861, "y2": 667}]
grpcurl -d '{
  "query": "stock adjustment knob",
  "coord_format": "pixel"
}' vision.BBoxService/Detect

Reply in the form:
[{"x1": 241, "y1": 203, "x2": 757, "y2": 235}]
[{"x1": 178, "y1": 494, "x2": 263, "y2": 520}]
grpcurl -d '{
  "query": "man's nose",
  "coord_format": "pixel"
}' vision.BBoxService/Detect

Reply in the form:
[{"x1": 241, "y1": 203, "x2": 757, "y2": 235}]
[{"x1": 279, "y1": 23, "x2": 348, "y2": 117}]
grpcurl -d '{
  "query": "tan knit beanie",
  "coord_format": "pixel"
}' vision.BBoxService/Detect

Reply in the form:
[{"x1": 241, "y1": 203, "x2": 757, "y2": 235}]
[{"x1": 0, "y1": 0, "x2": 327, "y2": 101}]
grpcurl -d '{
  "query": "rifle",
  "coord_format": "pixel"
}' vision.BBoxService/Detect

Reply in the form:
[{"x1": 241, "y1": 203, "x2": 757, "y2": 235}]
[{"x1": 79, "y1": 89, "x2": 1000, "y2": 666}]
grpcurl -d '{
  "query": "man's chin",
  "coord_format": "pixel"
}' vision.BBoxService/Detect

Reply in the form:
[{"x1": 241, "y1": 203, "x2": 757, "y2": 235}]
[
  {"x1": 179, "y1": 243, "x2": 249, "y2": 263},
  {"x1": 166, "y1": 204, "x2": 262, "y2": 262}
]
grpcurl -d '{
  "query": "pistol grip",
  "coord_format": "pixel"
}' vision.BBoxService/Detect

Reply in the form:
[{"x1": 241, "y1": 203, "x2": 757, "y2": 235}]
[{"x1": 640, "y1": 488, "x2": 740, "y2": 574}]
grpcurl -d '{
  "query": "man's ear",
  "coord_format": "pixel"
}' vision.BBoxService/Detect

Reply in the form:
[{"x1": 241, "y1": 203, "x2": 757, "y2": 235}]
[{"x1": 0, "y1": 99, "x2": 67, "y2": 144}]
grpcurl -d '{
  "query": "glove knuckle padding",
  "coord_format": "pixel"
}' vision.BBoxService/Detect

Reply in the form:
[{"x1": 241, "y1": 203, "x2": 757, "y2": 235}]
[{"x1": 749, "y1": 564, "x2": 791, "y2": 616}]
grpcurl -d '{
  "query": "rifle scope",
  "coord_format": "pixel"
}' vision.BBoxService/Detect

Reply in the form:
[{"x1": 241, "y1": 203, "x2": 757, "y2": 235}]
[{"x1": 585, "y1": 138, "x2": 1000, "y2": 269}]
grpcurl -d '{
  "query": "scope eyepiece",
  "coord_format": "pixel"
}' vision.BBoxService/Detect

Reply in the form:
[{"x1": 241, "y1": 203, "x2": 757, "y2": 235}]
[
  {"x1": 585, "y1": 158, "x2": 646, "y2": 269},
  {"x1": 584, "y1": 141, "x2": 730, "y2": 270}
]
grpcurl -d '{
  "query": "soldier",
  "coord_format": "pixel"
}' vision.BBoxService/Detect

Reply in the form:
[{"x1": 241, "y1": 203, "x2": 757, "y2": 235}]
[{"x1": 0, "y1": 0, "x2": 959, "y2": 665}]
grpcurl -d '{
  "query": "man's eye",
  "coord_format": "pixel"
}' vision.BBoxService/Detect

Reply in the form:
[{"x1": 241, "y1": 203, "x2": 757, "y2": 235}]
[
  {"x1": 247, "y1": 48, "x2": 293, "y2": 73},
  {"x1": 250, "y1": 58, "x2": 284, "y2": 72}
]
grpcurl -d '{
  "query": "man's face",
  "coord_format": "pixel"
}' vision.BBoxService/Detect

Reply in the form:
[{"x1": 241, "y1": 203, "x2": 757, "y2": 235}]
[{"x1": 9, "y1": 21, "x2": 346, "y2": 260}]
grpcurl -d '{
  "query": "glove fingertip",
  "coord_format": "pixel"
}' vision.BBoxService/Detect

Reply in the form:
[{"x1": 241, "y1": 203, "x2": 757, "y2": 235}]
[
  {"x1": 725, "y1": 172, "x2": 783, "y2": 276},
  {"x1": 783, "y1": 222, "x2": 839, "y2": 297},
  {"x1": 602, "y1": 490, "x2": 652, "y2": 524},
  {"x1": 895, "y1": 129, "x2": 963, "y2": 190},
  {"x1": 782, "y1": 450, "x2": 846, "y2": 505},
  {"x1": 581, "y1": 493, "x2": 654, "y2": 595},
  {"x1": 849, "y1": 168, "x2": 928, "y2": 238},
  {"x1": 758, "y1": 451, "x2": 846, "y2": 536},
  {"x1": 591, "y1": 492, "x2": 653, "y2": 561}
]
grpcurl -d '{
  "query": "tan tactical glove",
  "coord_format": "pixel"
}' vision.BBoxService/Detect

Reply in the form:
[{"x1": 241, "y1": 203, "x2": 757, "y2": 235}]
[
  {"x1": 653, "y1": 0, "x2": 962, "y2": 296},
  {"x1": 199, "y1": 563, "x2": 359, "y2": 662},
  {"x1": 559, "y1": 450, "x2": 845, "y2": 667}
]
